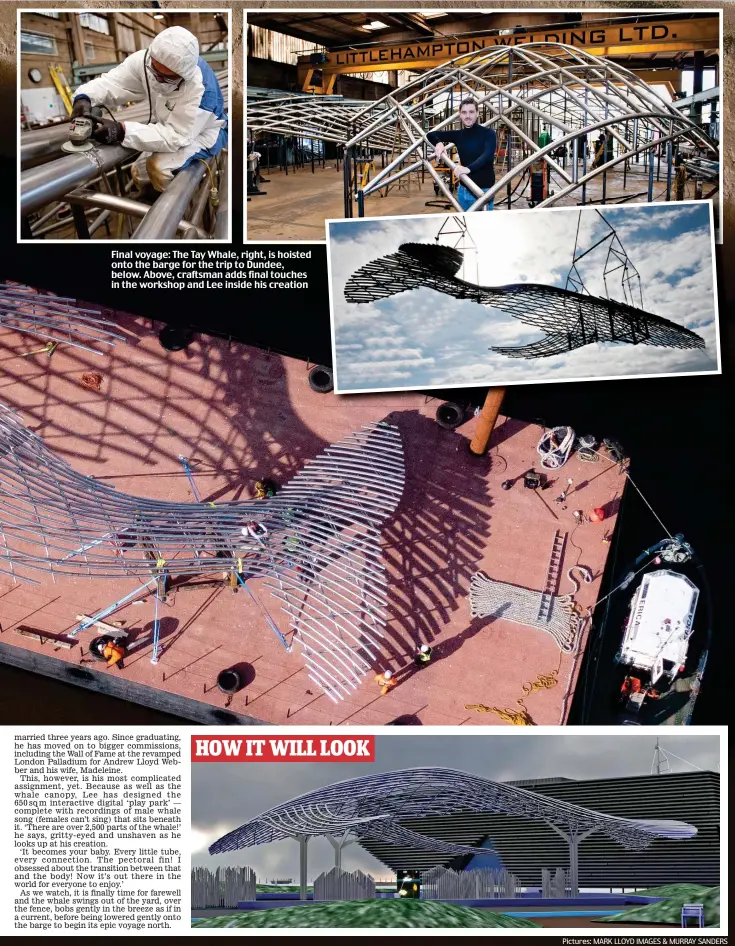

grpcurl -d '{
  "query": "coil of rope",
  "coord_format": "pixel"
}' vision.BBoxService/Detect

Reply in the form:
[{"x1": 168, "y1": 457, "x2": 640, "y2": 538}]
[
  {"x1": 465, "y1": 699, "x2": 535, "y2": 725},
  {"x1": 537, "y1": 426, "x2": 576, "y2": 469}
]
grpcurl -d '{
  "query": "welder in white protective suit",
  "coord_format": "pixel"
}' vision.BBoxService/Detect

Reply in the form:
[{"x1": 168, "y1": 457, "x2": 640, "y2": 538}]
[{"x1": 71, "y1": 26, "x2": 227, "y2": 192}]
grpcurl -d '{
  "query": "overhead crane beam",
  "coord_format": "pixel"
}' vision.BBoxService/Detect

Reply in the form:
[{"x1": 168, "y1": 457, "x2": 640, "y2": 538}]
[{"x1": 297, "y1": 16, "x2": 720, "y2": 86}]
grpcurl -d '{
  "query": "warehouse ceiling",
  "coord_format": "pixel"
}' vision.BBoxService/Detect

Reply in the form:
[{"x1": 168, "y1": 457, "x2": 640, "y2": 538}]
[{"x1": 247, "y1": 11, "x2": 719, "y2": 70}]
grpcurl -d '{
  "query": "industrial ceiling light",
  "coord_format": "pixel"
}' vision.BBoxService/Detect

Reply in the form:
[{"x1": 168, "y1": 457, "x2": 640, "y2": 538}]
[
  {"x1": 362, "y1": 20, "x2": 389, "y2": 31},
  {"x1": 153, "y1": 13, "x2": 165, "y2": 20}
]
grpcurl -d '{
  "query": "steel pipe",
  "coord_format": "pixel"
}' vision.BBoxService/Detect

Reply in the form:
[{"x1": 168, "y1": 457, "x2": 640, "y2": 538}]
[
  {"x1": 131, "y1": 162, "x2": 206, "y2": 241},
  {"x1": 66, "y1": 189, "x2": 208, "y2": 239},
  {"x1": 21, "y1": 145, "x2": 137, "y2": 217},
  {"x1": 88, "y1": 209, "x2": 112, "y2": 236},
  {"x1": 214, "y1": 152, "x2": 229, "y2": 240},
  {"x1": 188, "y1": 160, "x2": 215, "y2": 229}
]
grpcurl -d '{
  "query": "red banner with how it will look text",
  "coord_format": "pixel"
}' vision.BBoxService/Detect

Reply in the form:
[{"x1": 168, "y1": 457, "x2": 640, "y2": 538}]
[{"x1": 191, "y1": 735, "x2": 375, "y2": 762}]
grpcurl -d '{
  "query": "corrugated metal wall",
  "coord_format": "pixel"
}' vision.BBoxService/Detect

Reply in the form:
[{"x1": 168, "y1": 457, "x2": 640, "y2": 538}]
[
  {"x1": 359, "y1": 772, "x2": 720, "y2": 888},
  {"x1": 247, "y1": 24, "x2": 321, "y2": 66},
  {"x1": 248, "y1": 25, "x2": 406, "y2": 87}
]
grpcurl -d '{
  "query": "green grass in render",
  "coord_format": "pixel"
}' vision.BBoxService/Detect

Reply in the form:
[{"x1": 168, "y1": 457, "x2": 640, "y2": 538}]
[
  {"x1": 192, "y1": 899, "x2": 541, "y2": 929},
  {"x1": 596, "y1": 886, "x2": 719, "y2": 927},
  {"x1": 626, "y1": 884, "x2": 712, "y2": 900}
]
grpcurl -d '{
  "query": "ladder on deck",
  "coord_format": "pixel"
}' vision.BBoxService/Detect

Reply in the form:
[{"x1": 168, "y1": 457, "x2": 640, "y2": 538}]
[{"x1": 537, "y1": 530, "x2": 566, "y2": 623}]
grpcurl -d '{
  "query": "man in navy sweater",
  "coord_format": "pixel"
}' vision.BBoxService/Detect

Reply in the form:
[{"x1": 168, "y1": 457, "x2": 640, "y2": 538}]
[{"x1": 426, "y1": 98, "x2": 497, "y2": 211}]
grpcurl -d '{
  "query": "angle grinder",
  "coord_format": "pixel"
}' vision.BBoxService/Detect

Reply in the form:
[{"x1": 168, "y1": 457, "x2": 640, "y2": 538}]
[{"x1": 61, "y1": 115, "x2": 96, "y2": 154}]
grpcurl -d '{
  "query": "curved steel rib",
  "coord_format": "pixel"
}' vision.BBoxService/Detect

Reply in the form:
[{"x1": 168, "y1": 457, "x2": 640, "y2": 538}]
[{"x1": 0, "y1": 408, "x2": 404, "y2": 701}]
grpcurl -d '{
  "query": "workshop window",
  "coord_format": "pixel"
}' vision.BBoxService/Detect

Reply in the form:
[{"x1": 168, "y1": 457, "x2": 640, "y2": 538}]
[
  {"x1": 34, "y1": 11, "x2": 61, "y2": 18},
  {"x1": 117, "y1": 24, "x2": 136, "y2": 52},
  {"x1": 79, "y1": 13, "x2": 110, "y2": 35},
  {"x1": 84, "y1": 42, "x2": 95, "y2": 62},
  {"x1": 20, "y1": 31, "x2": 58, "y2": 55}
]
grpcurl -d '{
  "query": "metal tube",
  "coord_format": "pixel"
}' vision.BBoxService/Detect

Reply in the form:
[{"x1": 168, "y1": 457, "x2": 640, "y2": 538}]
[
  {"x1": 188, "y1": 175, "x2": 213, "y2": 229},
  {"x1": 648, "y1": 147, "x2": 655, "y2": 201},
  {"x1": 67, "y1": 189, "x2": 208, "y2": 239},
  {"x1": 88, "y1": 209, "x2": 112, "y2": 236},
  {"x1": 131, "y1": 162, "x2": 207, "y2": 241},
  {"x1": 71, "y1": 204, "x2": 91, "y2": 240},
  {"x1": 343, "y1": 147, "x2": 353, "y2": 218},
  {"x1": 31, "y1": 207, "x2": 96, "y2": 238},
  {"x1": 21, "y1": 145, "x2": 136, "y2": 216},
  {"x1": 30, "y1": 202, "x2": 65, "y2": 233},
  {"x1": 214, "y1": 152, "x2": 229, "y2": 241}
]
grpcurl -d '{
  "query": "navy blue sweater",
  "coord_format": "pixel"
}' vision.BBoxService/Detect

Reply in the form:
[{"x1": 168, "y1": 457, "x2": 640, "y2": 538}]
[{"x1": 426, "y1": 123, "x2": 497, "y2": 188}]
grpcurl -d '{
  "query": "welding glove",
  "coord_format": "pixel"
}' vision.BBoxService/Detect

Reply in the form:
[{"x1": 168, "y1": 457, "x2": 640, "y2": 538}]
[
  {"x1": 71, "y1": 96, "x2": 92, "y2": 118},
  {"x1": 145, "y1": 153, "x2": 176, "y2": 193},
  {"x1": 91, "y1": 117, "x2": 126, "y2": 146}
]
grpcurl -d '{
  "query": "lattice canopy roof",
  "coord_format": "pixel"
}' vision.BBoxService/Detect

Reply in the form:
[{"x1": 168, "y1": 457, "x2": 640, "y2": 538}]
[{"x1": 209, "y1": 766, "x2": 697, "y2": 856}]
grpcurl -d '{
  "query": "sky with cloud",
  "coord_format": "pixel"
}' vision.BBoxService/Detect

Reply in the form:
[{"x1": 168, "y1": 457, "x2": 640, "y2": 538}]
[
  {"x1": 328, "y1": 203, "x2": 718, "y2": 393},
  {"x1": 191, "y1": 733, "x2": 719, "y2": 882}
]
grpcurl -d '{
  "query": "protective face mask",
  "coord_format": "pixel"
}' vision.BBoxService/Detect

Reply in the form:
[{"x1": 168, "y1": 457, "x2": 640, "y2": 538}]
[{"x1": 147, "y1": 62, "x2": 181, "y2": 89}]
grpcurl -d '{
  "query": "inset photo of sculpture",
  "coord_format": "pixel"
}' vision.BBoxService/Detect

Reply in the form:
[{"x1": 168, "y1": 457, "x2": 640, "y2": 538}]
[
  {"x1": 327, "y1": 202, "x2": 719, "y2": 394},
  {"x1": 191, "y1": 732, "x2": 722, "y2": 930},
  {"x1": 19, "y1": 9, "x2": 229, "y2": 241},
  {"x1": 245, "y1": 10, "x2": 720, "y2": 241}
]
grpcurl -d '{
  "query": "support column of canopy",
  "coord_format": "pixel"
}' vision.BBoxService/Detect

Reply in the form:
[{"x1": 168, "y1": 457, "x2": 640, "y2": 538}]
[
  {"x1": 326, "y1": 831, "x2": 356, "y2": 870},
  {"x1": 547, "y1": 823, "x2": 598, "y2": 897},
  {"x1": 297, "y1": 834, "x2": 310, "y2": 900}
]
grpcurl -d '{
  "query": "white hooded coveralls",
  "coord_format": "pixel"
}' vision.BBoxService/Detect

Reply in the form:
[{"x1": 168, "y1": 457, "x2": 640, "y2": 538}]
[{"x1": 74, "y1": 26, "x2": 227, "y2": 190}]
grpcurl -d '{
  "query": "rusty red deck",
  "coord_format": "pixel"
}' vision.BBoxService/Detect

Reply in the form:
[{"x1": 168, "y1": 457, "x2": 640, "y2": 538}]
[{"x1": 0, "y1": 314, "x2": 624, "y2": 725}]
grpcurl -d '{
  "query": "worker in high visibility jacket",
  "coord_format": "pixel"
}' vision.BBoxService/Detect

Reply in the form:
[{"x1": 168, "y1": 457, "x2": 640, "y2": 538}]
[
  {"x1": 103, "y1": 638, "x2": 126, "y2": 669},
  {"x1": 414, "y1": 644, "x2": 432, "y2": 667},
  {"x1": 375, "y1": 669, "x2": 396, "y2": 695}
]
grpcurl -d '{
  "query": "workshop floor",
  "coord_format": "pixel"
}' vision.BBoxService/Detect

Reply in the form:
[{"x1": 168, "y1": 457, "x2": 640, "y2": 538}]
[
  {"x1": 246, "y1": 160, "x2": 710, "y2": 241},
  {"x1": 0, "y1": 313, "x2": 622, "y2": 725}
]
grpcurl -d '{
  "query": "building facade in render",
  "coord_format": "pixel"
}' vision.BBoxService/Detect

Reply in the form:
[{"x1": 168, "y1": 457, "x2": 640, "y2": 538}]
[{"x1": 359, "y1": 772, "x2": 719, "y2": 888}]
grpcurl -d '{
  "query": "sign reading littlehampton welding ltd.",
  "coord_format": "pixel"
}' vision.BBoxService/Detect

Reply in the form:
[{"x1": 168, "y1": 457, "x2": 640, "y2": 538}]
[
  {"x1": 191, "y1": 735, "x2": 375, "y2": 762},
  {"x1": 302, "y1": 17, "x2": 719, "y2": 73}
]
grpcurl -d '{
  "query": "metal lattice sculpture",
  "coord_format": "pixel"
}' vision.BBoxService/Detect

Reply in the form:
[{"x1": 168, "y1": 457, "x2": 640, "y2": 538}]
[
  {"x1": 248, "y1": 95, "x2": 397, "y2": 151},
  {"x1": 0, "y1": 408, "x2": 404, "y2": 701},
  {"x1": 209, "y1": 766, "x2": 696, "y2": 858},
  {"x1": 344, "y1": 243, "x2": 705, "y2": 358},
  {"x1": 344, "y1": 43, "x2": 718, "y2": 213},
  {"x1": 0, "y1": 284, "x2": 125, "y2": 354}
]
